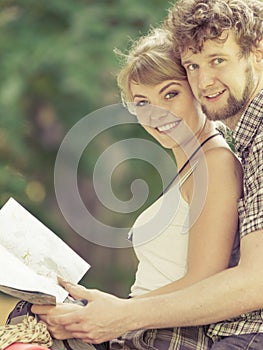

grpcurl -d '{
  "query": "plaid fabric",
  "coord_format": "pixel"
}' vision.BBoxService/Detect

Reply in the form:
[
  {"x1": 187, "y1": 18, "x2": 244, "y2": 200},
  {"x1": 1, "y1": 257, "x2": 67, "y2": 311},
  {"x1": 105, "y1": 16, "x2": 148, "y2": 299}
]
[
  {"x1": 234, "y1": 89, "x2": 263, "y2": 238},
  {"x1": 207, "y1": 89, "x2": 263, "y2": 341},
  {"x1": 110, "y1": 327, "x2": 212, "y2": 350}
]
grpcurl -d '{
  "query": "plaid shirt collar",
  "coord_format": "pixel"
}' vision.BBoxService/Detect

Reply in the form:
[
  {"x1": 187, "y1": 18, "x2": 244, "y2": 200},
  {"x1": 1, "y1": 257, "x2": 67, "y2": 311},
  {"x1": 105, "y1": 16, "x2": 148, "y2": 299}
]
[{"x1": 233, "y1": 89, "x2": 263, "y2": 156}]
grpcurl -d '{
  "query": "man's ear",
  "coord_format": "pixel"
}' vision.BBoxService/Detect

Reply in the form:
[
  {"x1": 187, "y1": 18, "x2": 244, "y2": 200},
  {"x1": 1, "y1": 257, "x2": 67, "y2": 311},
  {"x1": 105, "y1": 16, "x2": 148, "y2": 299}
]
[{"x1": 254, "y1": 39, "x2": 263, "y2": 64}]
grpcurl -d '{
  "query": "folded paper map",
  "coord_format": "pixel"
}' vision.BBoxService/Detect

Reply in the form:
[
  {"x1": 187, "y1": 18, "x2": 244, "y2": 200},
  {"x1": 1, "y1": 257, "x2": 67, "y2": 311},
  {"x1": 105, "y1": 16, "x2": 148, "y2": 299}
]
[{"x1": 0, "y1": 198, "x2": 90, "y2": 305}]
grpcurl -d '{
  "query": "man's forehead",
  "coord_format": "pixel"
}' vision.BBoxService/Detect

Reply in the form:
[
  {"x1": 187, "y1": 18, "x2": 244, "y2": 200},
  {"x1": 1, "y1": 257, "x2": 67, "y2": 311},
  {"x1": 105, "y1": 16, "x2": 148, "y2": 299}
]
[{"x1": 181, "y1": 32, "x2": 239, "y2": 62}]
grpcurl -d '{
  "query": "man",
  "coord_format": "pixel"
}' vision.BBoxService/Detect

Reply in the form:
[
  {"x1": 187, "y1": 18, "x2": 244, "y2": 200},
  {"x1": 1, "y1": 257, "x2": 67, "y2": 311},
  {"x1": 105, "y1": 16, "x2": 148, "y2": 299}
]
[{"x1": 32, "y1": 0, "x2": 263, "y2": 348}]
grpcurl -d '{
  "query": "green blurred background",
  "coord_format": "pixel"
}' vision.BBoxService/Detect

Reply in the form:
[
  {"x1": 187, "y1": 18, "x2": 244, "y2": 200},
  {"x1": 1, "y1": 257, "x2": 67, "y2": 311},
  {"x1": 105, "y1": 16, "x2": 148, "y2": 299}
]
[{"x1": 0, "y1": 0, "x2": 173, "y2": 321}]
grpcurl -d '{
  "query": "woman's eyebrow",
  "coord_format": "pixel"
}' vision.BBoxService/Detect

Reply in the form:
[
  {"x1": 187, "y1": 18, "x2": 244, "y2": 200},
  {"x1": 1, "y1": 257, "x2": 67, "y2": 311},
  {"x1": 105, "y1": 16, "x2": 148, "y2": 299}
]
[
  {"x1": 159, "y1": 82, "x2": 181, "y2": 94},
  {"x1": 133, "y1": 94, "x2": 146, "y2": 99},
  {"x1": 132, "y1": 82, "x2": 182, "y2": 99}
]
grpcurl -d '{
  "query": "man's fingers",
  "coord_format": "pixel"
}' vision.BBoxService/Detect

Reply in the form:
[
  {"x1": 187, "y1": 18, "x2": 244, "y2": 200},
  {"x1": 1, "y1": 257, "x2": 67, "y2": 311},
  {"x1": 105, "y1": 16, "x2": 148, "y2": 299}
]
[
  {"x1": 58, "y1": 276, "x2": 90, "y2": 301},
  {"x1": 31, "y1": 304, "x2": 54, "y2": 314},
  {"x1": 64, "y1": 283, "x2": 90, "y2": 301},
  {"x1": 51, "y1": 308, "x2": 85, "y2": 325}
]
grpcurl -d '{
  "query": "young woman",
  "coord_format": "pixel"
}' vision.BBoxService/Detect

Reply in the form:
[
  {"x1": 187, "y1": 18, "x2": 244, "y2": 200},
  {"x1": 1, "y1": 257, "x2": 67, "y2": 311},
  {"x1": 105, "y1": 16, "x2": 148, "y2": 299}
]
[{"x1": 16, "y1": 28, "x2": 242, "y2": 350}]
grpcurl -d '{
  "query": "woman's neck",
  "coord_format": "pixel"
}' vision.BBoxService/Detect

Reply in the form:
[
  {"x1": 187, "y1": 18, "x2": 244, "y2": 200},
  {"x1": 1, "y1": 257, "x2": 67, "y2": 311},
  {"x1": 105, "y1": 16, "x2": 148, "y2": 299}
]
[{"x1": 172, "y1": 118, "x2": 217, "y2": 170}]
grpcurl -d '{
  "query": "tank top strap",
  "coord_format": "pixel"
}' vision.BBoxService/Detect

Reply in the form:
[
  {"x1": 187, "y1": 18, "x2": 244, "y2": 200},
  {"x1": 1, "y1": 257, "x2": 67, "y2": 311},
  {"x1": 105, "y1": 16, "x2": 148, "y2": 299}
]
[{"x1": 178, "y1": 161, "x2": 198, "y2": 187}]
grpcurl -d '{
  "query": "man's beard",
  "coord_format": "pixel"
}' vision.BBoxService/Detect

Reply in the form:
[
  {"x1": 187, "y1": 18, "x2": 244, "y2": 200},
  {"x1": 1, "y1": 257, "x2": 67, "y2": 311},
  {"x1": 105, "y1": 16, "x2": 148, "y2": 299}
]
[
  {"x1": 201, "y1": 92, "x2": 248, "y2": 122},
  {"x1": 201, "y1": 66, "x2": 254, "y2": 122}
]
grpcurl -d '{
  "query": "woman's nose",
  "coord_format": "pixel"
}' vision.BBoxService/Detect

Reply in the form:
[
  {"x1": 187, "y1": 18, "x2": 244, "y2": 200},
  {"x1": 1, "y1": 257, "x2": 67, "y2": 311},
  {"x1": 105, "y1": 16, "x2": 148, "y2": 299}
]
[
  {"x1": 137, "y1": 104, "x2": 169, "y2": 127},
  {"x1": 149, "y1": 104, "x2": 170, "y2": 126}
]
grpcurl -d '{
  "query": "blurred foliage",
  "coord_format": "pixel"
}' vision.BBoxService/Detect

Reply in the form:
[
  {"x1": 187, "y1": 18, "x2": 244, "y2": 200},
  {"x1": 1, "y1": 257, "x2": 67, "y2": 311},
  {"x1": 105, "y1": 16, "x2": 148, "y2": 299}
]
[{"x1": 0, "y1": 0, "x2": 172, "y2": 296}]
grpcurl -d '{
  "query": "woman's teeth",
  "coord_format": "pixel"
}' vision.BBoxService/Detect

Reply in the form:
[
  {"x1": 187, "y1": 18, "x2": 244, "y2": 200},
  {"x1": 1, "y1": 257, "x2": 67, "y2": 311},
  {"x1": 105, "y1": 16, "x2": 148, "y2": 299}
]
[{"x1": 157, "y1": 122, "x2": 178, "y2": 132}]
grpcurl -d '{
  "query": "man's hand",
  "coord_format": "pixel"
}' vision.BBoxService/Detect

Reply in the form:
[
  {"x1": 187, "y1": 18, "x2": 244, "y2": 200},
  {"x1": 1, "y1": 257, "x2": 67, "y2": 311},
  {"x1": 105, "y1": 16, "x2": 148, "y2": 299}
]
[
  {"x1": 46, "y1": 278, "x2": 132, "y2": 343},
  {"x1": 32, "y1": 302, "x2": 82, "y2": 340}
]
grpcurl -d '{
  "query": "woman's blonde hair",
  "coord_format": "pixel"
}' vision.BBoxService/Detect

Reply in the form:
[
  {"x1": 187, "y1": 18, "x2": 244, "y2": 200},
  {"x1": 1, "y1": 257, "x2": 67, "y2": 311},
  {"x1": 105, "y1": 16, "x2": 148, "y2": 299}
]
[{"x1": 115, "y1": 27, "x2": 187, "y2": 107}]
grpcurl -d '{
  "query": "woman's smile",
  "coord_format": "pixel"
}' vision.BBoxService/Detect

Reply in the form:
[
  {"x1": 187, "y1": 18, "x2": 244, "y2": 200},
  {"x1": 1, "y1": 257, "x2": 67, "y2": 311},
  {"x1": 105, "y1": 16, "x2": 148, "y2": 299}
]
[{"x1": 156, "y1": 121, "x2": 180, "y2": 133}]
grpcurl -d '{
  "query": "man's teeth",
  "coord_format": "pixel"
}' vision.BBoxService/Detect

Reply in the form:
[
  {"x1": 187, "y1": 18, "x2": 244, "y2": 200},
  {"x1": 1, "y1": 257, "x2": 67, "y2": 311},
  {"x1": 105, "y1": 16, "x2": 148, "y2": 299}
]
[
  {"x1": 207, "y1": 91, "x2": 223, "y2": 98},
  {"x1": 157, "y1": 122, "x2": 178, "y2": 132}
]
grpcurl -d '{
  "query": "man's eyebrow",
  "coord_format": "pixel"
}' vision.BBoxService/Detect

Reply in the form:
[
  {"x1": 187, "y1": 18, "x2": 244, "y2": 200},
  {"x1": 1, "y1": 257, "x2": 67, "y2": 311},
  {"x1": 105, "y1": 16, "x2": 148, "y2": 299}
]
[
  {"x1": 181, "y1": 59, "x2": 192, "y2": 66},
  {"x1": 182, "y1": 53, "x2": 228, "y2": 66}
]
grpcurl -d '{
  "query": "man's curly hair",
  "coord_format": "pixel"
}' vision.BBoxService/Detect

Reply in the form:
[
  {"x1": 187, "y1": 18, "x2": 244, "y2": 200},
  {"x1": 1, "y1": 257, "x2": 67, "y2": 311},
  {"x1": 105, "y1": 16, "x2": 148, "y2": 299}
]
[{"x1": 165, "y1": 0, "x2": 263, "y2": 57}]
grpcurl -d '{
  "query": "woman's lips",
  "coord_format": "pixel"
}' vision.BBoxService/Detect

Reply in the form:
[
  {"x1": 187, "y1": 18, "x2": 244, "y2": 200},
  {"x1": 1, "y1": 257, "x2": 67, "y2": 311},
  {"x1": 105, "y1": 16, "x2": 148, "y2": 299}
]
[{"x1": 156, "y1": 121, "x2": 180, "y2": 133}]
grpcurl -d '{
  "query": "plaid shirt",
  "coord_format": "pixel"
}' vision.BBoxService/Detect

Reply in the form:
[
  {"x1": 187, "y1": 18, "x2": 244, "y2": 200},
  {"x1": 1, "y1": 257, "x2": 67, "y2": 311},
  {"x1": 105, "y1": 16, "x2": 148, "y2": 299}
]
[
  {"x1": 110, "y1": 327, "x2": 212, "y2": 350},
  {"x1": 207, "y1": 89, "x2": 263, "y2": 341}
]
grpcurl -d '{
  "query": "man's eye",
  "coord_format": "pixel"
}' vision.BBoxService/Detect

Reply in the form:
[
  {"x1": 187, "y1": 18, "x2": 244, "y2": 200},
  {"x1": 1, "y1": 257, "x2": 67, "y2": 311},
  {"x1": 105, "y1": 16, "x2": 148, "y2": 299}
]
[
  {"x1": 214, "y1": 58, "x2": 224, "y2": 65},
  {"x1": 186, "y1": 63, "x2": 198, "y2": 72},
  {"x1": 165, "y1": 91, "x2": 178, "y2": 100}
]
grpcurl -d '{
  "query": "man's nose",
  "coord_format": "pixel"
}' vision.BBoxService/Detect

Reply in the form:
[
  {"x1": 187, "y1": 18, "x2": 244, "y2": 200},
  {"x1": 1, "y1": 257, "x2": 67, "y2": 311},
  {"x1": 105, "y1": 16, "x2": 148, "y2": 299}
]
[{"x1": 197, "y1": 68, "x2": 215, "y2": 90}]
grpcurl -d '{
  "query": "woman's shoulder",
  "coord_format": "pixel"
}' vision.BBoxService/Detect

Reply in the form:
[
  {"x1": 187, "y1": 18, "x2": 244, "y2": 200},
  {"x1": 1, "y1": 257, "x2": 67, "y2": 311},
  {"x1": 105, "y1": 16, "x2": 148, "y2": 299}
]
[
  {"x1": 204, "y1": 146, "x2": 241, "y2": 167},
  {"x1": 202, "y1": 146, "x2": 243, "y2": 186},
  {"x1": 181, "y1": 145, "x2": 243, "y2": 203}
]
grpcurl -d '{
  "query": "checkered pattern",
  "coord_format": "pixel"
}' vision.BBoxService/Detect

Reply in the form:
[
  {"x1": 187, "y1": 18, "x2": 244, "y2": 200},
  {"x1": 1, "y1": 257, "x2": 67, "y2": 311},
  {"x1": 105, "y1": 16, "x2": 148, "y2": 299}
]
[
  {"x1": 234, "y1": 89, "x2": 263, "y2": 238},
  {"x1": 207, "y1": 89, "x2": 263, "y2": 341},
  {"x1": 53, "y1": 328, "x2": 212, "y2": 350},
  {"x1": 110, "y1": 327, "x2": 212, "y2": 350}
]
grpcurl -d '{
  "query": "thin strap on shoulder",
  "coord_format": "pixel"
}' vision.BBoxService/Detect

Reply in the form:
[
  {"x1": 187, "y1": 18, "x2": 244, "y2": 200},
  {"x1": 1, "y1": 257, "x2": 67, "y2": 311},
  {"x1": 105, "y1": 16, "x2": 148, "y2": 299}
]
[
  {"x1": 159, "y1": 132, "x2": 221, "y2": 198},
  {"x1": 179, "y1": 160, "x2": 198, "y2": 187}
]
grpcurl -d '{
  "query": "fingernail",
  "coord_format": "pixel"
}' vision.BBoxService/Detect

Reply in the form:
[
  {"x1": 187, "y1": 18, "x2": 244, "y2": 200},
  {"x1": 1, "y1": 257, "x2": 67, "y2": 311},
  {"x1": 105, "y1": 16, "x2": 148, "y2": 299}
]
[
  {"x1": 57, "y1": 275, "x2": 66, "y2": 283},
  {"x1": 75, "y1": 299, "x2": 88, "y2": 306}
]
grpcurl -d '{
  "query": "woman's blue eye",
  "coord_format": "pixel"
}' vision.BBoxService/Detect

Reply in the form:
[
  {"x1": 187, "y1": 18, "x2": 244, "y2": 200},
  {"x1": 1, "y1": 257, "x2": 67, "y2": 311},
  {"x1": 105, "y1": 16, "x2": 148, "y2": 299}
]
[
  {"x1": 135, "y1": 100, "x2": 148, "y2": 107},
  {"x1": 165, "y1": 91, "x2": 178, "y2": 99}
]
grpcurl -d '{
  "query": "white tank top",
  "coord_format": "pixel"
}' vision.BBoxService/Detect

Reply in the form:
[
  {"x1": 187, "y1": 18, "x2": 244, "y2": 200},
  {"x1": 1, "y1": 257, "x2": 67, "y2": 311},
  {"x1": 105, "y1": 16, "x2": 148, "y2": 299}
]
[{"x1": 130, "y1": 165, "x2": 196, "y2": 297}]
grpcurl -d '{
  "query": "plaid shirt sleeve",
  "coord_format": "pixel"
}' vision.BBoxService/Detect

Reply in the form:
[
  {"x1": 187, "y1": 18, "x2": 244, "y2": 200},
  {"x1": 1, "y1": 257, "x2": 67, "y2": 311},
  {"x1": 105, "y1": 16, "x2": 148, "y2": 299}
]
[
  {"x1": 239, "y1": 133, "x2": 263, "y2": 238},
  {"x1": 208, "y1": 91, "x2": 263, "y2": 341}
]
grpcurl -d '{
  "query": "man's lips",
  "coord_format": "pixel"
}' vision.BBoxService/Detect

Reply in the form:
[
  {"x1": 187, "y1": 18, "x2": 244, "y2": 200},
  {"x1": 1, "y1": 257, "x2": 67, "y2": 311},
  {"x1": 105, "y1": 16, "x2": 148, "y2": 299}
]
[{"x1": 204, "y1": 89, "x2": 226, "y2": 101}]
